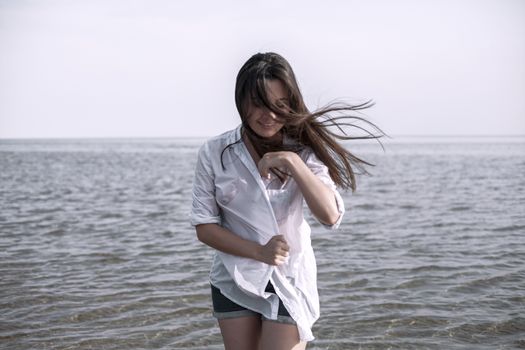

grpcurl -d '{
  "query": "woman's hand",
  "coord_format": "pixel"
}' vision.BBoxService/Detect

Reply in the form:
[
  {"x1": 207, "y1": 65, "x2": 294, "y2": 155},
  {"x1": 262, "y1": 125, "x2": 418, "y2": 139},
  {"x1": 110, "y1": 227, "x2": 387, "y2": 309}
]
[
  {"x1": 262, "y1": 150, "x2": 341, "y2": 226},
  {"x1": 257, "y1": 151, "x2": 298, "y2": 179},
  {"x1": 257, "y1": 235, "x2": 290, "y2": 266}
]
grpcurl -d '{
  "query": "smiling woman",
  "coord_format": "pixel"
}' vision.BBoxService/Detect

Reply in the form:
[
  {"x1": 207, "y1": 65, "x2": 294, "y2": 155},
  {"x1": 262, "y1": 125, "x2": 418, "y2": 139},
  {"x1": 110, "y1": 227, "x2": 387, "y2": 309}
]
[
  {"x1": 245, "y1": 79, "x2": 287, "y2": 141},
  {"x1": 190, "y1": 52, "x2": 384, "y2": 350}
]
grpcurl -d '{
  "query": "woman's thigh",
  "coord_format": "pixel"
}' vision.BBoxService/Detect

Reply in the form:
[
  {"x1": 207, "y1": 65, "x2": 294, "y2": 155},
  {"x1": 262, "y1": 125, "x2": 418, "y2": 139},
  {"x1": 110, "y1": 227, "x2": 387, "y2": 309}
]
[
  {"x1": 218, "y1": 316, "x2": 262, "y2": 350},
  {"x1": 259, "y1": 320, "x2": 306, "y2": 350}
]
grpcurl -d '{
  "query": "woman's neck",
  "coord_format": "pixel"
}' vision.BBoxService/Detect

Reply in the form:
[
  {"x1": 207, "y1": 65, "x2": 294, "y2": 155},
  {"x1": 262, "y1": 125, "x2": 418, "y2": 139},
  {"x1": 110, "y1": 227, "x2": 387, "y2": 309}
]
[{"x1": 241, "y1": 126, "x2": 284, "y2": 163}]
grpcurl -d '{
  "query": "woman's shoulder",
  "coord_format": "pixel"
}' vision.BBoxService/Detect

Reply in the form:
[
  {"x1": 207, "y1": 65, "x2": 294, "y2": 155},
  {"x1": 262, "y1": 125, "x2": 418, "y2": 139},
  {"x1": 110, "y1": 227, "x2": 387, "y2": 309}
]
[
  {"x1": 198, "y1": 125, "x2": 242, "y2": 156},
  {"x1": 206, "y1": 125, "x2": 241, "y2": 144}
]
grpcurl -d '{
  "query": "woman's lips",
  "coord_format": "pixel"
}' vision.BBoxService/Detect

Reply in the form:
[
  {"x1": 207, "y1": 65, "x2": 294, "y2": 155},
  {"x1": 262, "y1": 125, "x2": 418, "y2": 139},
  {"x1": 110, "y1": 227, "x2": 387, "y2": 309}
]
[{"x1": 259, "y1": 122, "x2": 276, "y2": 128}]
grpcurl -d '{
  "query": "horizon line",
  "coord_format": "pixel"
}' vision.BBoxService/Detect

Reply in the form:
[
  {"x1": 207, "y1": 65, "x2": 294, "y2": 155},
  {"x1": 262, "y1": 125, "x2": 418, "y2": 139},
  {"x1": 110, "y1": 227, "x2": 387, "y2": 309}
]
[{"x1": 1, "y1": 134, "x2": 525, "y2": 141}]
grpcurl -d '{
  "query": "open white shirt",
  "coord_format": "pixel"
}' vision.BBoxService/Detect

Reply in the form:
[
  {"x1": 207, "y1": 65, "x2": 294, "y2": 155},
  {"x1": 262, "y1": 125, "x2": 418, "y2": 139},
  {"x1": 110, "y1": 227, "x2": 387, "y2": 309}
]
[{"x1": 190, "y1": 124, "x2": 345, "y2": 341}]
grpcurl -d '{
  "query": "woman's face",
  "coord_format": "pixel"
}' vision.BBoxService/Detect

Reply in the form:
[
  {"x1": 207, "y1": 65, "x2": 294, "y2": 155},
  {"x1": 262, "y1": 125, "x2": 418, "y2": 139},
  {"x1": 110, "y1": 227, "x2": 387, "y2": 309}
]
[{"x1": 246, "y1": 79, "x2": 288, "y2": 141}]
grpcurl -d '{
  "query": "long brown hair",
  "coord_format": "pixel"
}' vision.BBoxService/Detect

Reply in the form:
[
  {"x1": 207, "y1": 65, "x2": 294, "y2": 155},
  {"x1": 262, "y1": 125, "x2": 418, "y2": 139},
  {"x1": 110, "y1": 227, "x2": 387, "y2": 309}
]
[{"x1": 225, "y1": 52, "x2": 385, "y2": 192}]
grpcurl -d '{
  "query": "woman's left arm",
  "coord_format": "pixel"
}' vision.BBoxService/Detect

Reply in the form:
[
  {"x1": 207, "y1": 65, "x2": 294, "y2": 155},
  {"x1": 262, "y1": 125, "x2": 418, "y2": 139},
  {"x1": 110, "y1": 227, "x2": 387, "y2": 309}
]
[{"x1": 258, "y1": 151, "x2": 341, "y2": 226}]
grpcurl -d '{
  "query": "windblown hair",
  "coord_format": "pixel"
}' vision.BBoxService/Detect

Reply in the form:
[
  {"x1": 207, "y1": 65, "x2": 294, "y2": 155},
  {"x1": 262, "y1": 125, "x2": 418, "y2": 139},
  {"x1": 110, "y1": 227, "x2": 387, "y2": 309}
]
[{"x1": 223, "y1": 52, "x2": 385, "y2": 191}]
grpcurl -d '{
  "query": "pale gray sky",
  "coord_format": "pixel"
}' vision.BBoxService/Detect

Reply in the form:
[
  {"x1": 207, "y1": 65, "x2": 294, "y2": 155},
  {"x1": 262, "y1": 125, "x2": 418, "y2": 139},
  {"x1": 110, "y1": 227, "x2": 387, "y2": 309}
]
[{"x1": 1, "y1": 0, "x2": 524, "y2": 138}]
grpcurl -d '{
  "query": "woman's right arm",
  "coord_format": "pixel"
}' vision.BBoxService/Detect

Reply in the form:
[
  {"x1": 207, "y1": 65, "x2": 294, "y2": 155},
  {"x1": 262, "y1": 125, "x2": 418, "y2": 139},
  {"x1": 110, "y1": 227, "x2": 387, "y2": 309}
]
[{"x1": 196, "y1": 223, "x2": 289, "y2": 266}]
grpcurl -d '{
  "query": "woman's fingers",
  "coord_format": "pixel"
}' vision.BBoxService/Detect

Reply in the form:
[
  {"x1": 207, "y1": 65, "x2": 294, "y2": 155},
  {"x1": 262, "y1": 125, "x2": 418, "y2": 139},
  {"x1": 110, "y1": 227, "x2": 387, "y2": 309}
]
[
  {"x1": 275, "y1": 236, "x2": 290, "y2": 253},
  {"x1": 257, "y1": 155, "x2": 271, "y2": 178},
  {"x1": 275, "y1": 257, "x2": 286, "y2": 265},
  {"x1": 274, "y1": 236, "x2": 289, "y2": 260},
  {"x1": 258, "y1": 152, "x2": 286, "y2": 179},
  {"x1": 258, "y1": 164, "x2": 272, "y2": 179},
  {"x1": 263, "y1": 235, "x2": 291, "y2": 265},
  {"x1": 274, "y1": 235, "x2": 289, "y2": 249}
]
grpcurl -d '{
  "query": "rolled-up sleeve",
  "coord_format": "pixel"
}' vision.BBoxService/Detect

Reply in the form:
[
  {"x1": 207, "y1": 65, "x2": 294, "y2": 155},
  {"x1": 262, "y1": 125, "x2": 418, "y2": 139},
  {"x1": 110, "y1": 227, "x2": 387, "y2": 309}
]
[
  {"x1": 304, "y1": 150, "x2": 345, "y2": 230},
  {"x1": 190, "y1": 142, "x2": 221, "y2": 226}
]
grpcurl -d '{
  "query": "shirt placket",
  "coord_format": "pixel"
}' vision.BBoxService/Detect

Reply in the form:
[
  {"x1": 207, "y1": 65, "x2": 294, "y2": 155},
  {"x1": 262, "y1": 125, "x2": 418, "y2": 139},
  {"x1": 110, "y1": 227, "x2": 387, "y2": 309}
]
[{"x1": 231, "y1": 141, "x2": 280, "y2": 236}]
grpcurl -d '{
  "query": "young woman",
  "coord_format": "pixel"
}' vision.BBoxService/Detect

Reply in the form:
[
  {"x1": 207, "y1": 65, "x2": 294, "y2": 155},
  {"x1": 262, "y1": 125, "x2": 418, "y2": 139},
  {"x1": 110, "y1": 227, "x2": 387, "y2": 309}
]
[{"x1": 190, "y1": 52, "x2": 382, "y2": 350}]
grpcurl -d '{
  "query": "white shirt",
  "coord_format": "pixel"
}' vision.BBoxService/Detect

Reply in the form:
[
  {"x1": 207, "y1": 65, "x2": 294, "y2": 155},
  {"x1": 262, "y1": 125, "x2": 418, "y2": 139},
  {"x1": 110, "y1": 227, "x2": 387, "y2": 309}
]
[{"x1": 190, "y1": 124, "x2": 345, "y2": 341}]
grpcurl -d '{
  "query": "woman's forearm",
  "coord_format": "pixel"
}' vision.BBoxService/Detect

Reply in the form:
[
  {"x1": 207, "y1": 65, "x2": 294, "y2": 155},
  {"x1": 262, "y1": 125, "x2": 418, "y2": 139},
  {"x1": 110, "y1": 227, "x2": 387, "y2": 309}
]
[
  {"x1": 196, "y1": 223, "x2": 290, "y2": 265},
  {"x1": 287, "y1": 154, "x2": 340, "y2": 225},
  {"x1": 196, "y1": 223, "x2": 262, "y2": 260}
]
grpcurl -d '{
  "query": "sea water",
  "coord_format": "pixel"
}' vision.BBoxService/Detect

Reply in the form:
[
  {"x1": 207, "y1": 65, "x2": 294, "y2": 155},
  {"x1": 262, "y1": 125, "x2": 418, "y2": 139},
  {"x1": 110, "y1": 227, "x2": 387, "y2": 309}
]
[{"x1": 1, "y1": 137, "x2": 524, "y2": 349}]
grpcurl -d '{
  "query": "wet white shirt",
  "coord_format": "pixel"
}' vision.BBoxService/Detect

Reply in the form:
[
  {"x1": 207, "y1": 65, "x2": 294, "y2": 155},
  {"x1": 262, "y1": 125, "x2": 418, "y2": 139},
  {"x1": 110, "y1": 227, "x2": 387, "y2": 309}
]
[{"x1": 190, "y1": 124, "x2": 345, "y2": 341}]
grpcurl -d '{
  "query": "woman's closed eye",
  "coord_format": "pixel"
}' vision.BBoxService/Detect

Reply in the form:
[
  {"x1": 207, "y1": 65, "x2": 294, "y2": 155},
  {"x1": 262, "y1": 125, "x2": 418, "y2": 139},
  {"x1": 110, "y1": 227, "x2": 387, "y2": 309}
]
[{"x1": 275, "y1": 99, "x2": 291, "y2": 112}]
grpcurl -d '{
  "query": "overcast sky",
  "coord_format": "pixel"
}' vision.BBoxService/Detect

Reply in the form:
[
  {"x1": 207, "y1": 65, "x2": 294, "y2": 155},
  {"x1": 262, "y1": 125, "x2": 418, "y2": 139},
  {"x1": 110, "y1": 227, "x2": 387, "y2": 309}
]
[{"x1": 1, "y1": 0, "x2": 524, "y2": 138}]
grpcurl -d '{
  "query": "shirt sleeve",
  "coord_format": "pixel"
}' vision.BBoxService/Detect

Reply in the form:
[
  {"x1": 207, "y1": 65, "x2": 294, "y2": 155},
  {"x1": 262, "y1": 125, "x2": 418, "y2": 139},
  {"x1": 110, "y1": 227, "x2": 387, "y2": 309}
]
[
  {"x1": 190, "y1": 142, "x2": 221, "y2": 226},
  {"x1": 304, "y1": 150, "x2": 345, "y2": 230}
]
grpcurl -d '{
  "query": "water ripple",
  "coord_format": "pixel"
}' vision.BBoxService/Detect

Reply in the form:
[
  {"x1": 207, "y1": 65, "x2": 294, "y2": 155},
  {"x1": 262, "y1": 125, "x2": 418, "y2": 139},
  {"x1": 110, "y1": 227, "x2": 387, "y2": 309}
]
[{"x1": 1, "y1": 140, "x2": 524, "y2": 349}]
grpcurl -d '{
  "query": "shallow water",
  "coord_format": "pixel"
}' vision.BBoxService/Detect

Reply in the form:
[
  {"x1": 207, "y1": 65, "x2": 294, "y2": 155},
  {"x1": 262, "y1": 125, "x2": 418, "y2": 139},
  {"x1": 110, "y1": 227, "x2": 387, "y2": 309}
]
[{"x1": 1, "y1": 138, "x2": 524, "y2": 349}]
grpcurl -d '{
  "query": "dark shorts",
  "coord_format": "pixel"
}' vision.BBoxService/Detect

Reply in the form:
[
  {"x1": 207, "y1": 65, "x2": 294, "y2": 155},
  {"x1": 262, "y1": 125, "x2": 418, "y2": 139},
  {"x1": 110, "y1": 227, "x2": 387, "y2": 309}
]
[{"x1": 210, "y1": 282, "x2": 296, "y2": 325}]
